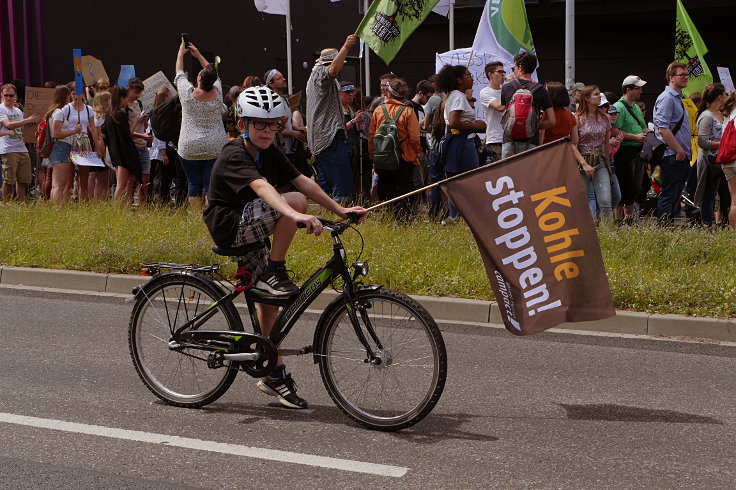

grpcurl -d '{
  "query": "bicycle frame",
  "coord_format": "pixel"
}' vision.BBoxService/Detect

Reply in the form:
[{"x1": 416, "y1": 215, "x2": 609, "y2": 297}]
[{"x1": 167, "y1": 225, "x2": 382, "y2": 362}]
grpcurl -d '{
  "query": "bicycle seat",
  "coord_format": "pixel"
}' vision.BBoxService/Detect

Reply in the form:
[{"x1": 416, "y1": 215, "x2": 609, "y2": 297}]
[{"x1": 211, "y1": 242, "x2": 263, "y2": 257}]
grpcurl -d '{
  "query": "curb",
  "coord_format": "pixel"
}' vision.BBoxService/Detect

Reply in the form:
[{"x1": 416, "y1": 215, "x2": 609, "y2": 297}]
[{"x1": 1, "y1": 265, "x2": 734, "y2": 342}]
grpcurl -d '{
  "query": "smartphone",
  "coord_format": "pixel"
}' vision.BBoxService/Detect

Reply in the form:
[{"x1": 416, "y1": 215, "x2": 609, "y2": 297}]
[{"x1": 181, "y1": 33, "x2": 190, "y2": 47}]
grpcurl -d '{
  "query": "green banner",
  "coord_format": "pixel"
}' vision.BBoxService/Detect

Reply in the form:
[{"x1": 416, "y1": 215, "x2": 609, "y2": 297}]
[
  {"x1": 355, "y1": 0, "x2": 439, "y2": 65},
  {"x1": 675, "y1": 0, "x2": 712, "y2": 97}
]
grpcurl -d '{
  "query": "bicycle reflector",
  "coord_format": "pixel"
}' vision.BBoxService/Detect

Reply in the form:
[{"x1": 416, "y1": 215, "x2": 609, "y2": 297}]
[{"x1": 352, "y1": 261, "x2": 369, "y2": 278}]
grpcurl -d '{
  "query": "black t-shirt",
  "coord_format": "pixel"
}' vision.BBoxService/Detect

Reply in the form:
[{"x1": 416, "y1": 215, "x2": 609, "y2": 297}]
[
  {"x1": 500, "y1": 78, "x2": 553, "y2": 145},
  {"x1": 203, "y1": 138, "x2": 301, "y2": 247}
]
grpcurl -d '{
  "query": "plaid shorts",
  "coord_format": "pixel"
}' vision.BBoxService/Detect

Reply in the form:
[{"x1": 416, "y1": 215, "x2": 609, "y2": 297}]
[{"x1": 233, "y1": 199, "x2": 281, "y2": 280}]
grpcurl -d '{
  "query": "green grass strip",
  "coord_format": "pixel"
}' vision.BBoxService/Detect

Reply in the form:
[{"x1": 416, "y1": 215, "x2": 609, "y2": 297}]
[{"x1": 1, "y1": 201, "x2": 735, "y2": 318}]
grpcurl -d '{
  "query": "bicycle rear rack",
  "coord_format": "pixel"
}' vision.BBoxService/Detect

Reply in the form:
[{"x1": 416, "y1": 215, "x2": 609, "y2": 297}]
[{"x1": 141, "y1": 263, "x2": 220, "y2": 276}]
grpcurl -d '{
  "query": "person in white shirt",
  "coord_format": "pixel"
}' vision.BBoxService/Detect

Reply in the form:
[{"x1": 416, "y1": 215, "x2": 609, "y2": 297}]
[
  {"x1": 47, "y1": 87, "x2": 94, "y2": 202},
  {"x1": 479, "y1": 62, "x2": 506, "y2": 161},
  {"x1": 0, "y1": 83, "x2": 41, "y2": 201}
]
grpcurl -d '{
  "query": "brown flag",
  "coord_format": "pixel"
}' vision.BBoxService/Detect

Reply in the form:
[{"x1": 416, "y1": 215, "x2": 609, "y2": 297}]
[{"x1": 441, "y1": 139, "x2": 615, "y2": 335}]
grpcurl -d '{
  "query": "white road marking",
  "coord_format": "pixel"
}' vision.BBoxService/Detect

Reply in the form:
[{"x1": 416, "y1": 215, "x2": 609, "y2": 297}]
[{"x1": 0, "y1": 412, "x2": 409, "y2": 478}]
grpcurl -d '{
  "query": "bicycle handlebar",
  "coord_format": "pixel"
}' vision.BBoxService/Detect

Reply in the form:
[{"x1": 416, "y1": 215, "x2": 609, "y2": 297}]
[{"x1": 296, "y1": 211, "x2": 359, "y2": 234}]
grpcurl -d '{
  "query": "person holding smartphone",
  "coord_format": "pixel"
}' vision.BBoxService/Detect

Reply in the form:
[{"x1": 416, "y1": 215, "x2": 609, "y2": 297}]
[{"x1": 174, "y1": 37, "x2": 227, "y2": 208}]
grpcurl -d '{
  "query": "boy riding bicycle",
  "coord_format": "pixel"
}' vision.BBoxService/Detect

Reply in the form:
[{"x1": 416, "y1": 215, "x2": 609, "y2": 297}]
[{"x1": 203, "y1": 86, "x2": 366, "y2": 409}]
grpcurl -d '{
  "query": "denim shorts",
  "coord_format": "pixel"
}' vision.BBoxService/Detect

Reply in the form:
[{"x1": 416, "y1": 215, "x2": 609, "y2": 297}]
[
  {"x1": 179, "y1": 156, "x2": 216, "y2": 197},
  {"x1": 48, "y1": 141, "x2": 72, "y2": 165},
  {"x1": 136, "y1": 146, "x2": 151, "y2": 175}
]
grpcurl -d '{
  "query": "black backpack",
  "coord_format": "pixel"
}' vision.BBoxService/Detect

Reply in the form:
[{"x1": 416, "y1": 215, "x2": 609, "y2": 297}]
[{"x1": 149, "y1": 95, "x2": 182, "y2": 143}]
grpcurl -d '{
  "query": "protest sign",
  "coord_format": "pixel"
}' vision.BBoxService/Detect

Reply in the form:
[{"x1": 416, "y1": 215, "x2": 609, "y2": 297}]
[
  {"x1": 717, "y1": 67, "x2": 734, "y2": 94},
  {"x1": 73, "y1": 49, "x2": 84, "y2": 94},
  {"x1": 440, "y1": 139, "x2": 615, "y2": 335},
  {"x1": 288, "y1": 91, "x2": 302, "y2": 110},
  {"x1": 70, "y1": 151, "x2": 106, "y2": 167},
  {"x1": 81, "y1": 55, "x2": 109, "y2": 86},
  {"x1": 140, "y1": 71, "x2": 177, "y2": 112},
  {"x1": 22, "y1": 87, "x2": 54, "y2": 143},
  {"x1": 117, "y1": 65, "x2": 136, "y2": 88}
]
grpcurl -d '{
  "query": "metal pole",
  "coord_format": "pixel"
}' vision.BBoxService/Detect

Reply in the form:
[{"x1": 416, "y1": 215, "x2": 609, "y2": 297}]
[
  {"x1": 363, "y1": 0, "x2": 371, "y2": 96},
  {"x1": 565, "y1": 0, "x2": 575, "y2": 90},
  {"x1": 448, "y1": 1, "x2": 455, "y2": 51},
  {"x1": 286, "y1": 0, "x2": 293, "y2": 95}
]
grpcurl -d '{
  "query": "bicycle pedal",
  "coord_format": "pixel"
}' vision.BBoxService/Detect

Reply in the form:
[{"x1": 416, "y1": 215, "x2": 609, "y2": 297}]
[{"x1": 207, "y1": 351, "x2": 225, "y2": 369}]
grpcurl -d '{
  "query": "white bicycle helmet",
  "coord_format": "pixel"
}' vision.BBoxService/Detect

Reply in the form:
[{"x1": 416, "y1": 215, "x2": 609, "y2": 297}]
[{"x1": 236, "y1": 86, "x2": 289, "y2": 119}]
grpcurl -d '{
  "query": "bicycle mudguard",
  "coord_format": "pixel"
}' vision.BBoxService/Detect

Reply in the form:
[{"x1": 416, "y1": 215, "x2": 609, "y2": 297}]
[
  {"x1": 311, "y1": 284, "x2": 383, "y2": 364},
  {"x1": 131, "y1": 270, "x2": 228, "y2": 301}
]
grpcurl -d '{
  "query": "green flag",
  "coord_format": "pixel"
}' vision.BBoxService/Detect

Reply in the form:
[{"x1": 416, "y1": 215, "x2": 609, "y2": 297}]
[
  {"x1": 675, "y1": 0, "x2": 712, "y2": 97},
  {"x1": 355, "y1": 0, "x2": 440, "y2": 65}
]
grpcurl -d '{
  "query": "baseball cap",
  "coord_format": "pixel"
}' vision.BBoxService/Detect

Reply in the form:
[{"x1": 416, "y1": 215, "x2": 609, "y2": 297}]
[
  {"x1": 598, "y1": 93, "x2": 609, "y2": 107},
  {"x1": 622, "y1": 75, "x2": 647, "y2": 87},
  {"x1": 317, "y1": 48, "x2": 338, "y2": 65},
  {"x1": 571, "y1": 82, "x2": 585, "y2": 92},
  {"x1": 339, "y1": 81, "x2": 356, "y2": 92},
  {"x1": 607, "y1": 105, "x2": 619, "y2": 114}
]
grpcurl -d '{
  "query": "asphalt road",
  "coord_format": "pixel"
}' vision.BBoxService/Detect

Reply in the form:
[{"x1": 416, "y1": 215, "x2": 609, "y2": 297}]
[{"x1": 1, "y1": 287, "x2": 736, "y2": 489}]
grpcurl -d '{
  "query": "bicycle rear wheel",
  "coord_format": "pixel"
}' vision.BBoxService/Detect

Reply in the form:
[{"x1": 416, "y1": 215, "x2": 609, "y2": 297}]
[
  {"x1": 317, "y1": 289, "x2": 447, "y2": 431},
  {"x1": 129, "y1": 273, "x2": 243, "y2": 408}
]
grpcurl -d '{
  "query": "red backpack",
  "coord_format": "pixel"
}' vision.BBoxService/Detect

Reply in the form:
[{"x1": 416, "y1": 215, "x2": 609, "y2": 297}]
[
  {"x1": 716, "y1": 118, "x2": 736, "y2": 164},
  {"x1": 36, "y1": 119, "x2": 54, "y2": 158},
  {"x1": 502, "y1": 79, "x2": 542, "y2": 140}
]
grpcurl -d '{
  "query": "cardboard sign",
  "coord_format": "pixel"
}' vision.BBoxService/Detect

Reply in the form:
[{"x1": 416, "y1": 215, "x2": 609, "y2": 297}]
[
  {"x1": 117, "y1": 65, "x2": 136, "y2": 88},
  {"x1": 140, "y1": 71, "x2": 177, "y2": 112},
  {"x1": 70, "y1": 151, "x2": 105, "y2": 167},
  {"x1": 288, "y1": 91, "x2": 302, "y2": 110},
  {"x1": 22, "y1": 86, "x2": 55, "y2": 144},
  {"x1": 717, "y1": 67, "x2": 735, "y2": 94},
  {"x1": 73, "y1": 49, "x2": 84, "y2": 94},
  {"x1": 82, "y1": 55, "x2": 109, "y2": 86}
]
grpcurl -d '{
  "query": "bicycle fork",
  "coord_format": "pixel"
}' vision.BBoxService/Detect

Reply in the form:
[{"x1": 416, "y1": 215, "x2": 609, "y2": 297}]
[{"x1": 343, "y1": 288, "x2": 385, "y2": 366}]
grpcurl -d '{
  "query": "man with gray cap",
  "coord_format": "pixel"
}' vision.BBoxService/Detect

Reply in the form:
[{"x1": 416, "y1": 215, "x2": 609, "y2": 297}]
[
  {"x1": 613, "y1": 75, "x2": 649, "y2": 223},
  {"x1": 568, "y1": 82, "x2": 584, "y2": 112},
  {"x1": 306, "y1": 34, "x2": 357, "y2": 203}
]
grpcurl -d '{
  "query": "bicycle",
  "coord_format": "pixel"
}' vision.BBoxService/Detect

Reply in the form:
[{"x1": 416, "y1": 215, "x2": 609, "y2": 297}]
[{"x1": 128, "y1": 213, "x2": 447, "y2": 431}]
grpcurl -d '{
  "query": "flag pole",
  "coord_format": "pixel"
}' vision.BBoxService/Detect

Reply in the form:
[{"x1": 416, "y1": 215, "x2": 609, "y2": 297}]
[
  {"x1": 363, "y1": 0, "x2": 371, "y2": 96},
  {"x1": 448, "y1": 1, "x2": 455, "y2": 51},
  {"x1": 564, "y1": 0, "x2": 574, "y2": 90},
  {"x1": 286, "y1": 0, "x2": 293, "y2": 95},
  {"x1": 364, "y1": 138, "x2": 569, "y2": 213}
]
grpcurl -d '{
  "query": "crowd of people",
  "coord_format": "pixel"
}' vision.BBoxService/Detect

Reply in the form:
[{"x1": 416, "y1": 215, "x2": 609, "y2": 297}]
[
  {"x1": 3, "y1": 35, "x2": 736, "y2": 409},
  {"x1": 1, "y1": 37, "x2": 735, "y2": 230}
]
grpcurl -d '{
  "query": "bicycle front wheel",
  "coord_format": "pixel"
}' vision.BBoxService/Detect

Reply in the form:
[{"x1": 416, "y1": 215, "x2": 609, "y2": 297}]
[
  {"x1": 129, "y1": 273, "x2": 243, "y2": 408},
  {"x1": 317, "y1": 289, "x2": 447, "y2": 431}
]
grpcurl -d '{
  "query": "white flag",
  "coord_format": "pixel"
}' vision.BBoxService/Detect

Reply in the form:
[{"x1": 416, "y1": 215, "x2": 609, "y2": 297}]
[
  {"x1": 472, "y1": 0, "x2": 536, "y2": 65},
  {"x1": 432, "y1": 0, "x2": 454, "y2": 17},
  {"x1": 254, "y1": 0, "x2": 288, "y2": 15}
]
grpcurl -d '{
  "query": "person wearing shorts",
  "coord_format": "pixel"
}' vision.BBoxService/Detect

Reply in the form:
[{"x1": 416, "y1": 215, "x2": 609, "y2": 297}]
[
  {"x1": 204, "y1": 86, "x2": 366, "y2": 409},
  {"x1": 0, "y1": 83, "x2": 41, "y2": 201}
]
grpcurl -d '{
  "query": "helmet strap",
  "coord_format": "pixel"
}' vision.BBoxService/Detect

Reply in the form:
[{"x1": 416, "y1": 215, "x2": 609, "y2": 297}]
[{"x1": 240, "y1": 121, "x2": 263, "y2": 169}]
